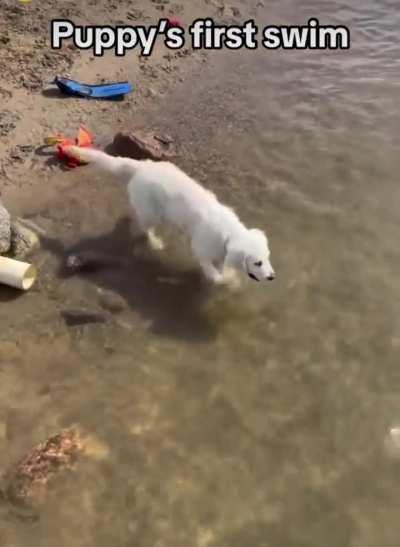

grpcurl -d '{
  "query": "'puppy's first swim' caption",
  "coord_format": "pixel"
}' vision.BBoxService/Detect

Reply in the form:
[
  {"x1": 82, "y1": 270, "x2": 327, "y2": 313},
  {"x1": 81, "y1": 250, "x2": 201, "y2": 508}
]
[{"x1": 51, "y1": 18, "x2": 350, "y2": 57}]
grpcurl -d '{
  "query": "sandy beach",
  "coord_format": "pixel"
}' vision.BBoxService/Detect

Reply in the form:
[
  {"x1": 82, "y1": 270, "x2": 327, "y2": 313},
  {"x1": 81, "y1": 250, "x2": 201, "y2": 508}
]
[{"x1": 0, "y1": 0, "x2": 255, "y2": 193}]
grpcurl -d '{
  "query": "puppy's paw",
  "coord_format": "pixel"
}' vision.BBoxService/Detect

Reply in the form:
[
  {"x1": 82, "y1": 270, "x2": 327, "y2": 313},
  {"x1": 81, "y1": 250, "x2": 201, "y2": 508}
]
[
  {"x1": 222, "y1": 268, "x2": 242, "y2": 291},
  {"x1": 147, "y1": 230, "x2": 165, "y2": 251},
  {"x1": 201, "y1": 263, "x2": 224, "y2": 285},
  {"x1": 211, "y1": 274, "x2": 226, "y2": 286},
  {"x1": 204, "y1": 273, "x2": 225, "y2": 286}
]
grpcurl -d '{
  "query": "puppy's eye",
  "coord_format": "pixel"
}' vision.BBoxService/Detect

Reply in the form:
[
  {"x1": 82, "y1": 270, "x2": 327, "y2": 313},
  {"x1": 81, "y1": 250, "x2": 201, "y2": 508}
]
[{"x1": 254, "y1": 261, "x2": 263, "y2": 267}]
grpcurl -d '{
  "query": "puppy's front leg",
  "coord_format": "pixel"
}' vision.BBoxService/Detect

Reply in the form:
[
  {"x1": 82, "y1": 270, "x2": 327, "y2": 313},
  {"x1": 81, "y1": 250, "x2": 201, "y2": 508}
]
[
  {"x1": 200, "y1": 262, "x2": 224, "y2": 285},
  {"x1": 147, "y1": 228, "x2": 165, "y2": 251},
  {"x1": 222, "y1": 266, "x2": 242, "y2": 290}
]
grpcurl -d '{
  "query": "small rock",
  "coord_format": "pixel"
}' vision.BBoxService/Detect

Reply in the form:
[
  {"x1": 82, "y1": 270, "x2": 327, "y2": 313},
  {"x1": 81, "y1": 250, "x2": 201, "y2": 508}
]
[
  {"x1": 10, "y1": 221, "x2": 40, "y2": 259},
  {"x1": 61, "y1": 309, "x2": 108, "y2": 327},
  {"x1": 98, "y1": 289, "x2": 126, "y2": 313},
  {"x1": 0, "y1": 201, "x2": 11, "y2": 254},
  {"x1": 65, "y1": 252, "x2": 125, "y2": 274},
  {"x1": 110, "y1": 131, "x2": 175, "y2": 161}
]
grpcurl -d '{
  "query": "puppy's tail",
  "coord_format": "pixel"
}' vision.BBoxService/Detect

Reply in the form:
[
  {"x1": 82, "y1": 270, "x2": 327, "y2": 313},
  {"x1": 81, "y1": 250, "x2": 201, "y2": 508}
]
[{"x1": 67, "y1": 146, "x2": 139, "y2": 179}]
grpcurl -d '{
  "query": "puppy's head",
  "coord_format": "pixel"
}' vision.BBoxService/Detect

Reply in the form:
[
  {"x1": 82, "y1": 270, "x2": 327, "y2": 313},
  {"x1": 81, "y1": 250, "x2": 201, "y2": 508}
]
[{"x1": 227, "y1": 228, "x2": 275, "y2": 282}]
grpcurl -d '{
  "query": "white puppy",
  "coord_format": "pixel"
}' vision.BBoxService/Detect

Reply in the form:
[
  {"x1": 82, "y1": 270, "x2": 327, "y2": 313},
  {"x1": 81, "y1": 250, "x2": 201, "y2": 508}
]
[{"x1": 68, "y1": 146, "x2": 275, "y2": 285}]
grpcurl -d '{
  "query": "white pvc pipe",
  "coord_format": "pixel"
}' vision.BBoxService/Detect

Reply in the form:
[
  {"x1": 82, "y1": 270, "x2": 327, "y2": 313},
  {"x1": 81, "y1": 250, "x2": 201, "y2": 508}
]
[{"x1": 0, "y1": 256, "x2": 37, "y2": 291}]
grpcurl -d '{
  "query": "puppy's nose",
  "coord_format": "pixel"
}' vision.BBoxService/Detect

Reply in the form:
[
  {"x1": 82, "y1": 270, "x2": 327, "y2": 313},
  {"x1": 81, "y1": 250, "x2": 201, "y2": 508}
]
[{"x1": 267, "y1": 273, "x2": 275, "y2": 281}]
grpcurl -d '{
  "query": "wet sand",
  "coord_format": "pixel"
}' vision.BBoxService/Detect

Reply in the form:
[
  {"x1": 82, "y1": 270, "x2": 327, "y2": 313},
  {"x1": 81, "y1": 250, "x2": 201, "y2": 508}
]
[{"x1": 1, "y1": 1, "x2": 400, "y2": 546}]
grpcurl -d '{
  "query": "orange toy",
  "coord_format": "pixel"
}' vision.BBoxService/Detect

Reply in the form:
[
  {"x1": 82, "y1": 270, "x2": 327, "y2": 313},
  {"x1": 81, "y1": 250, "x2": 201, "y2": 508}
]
[{"x1": 45, "y1": 127, "x2": 93, "y2": 168}]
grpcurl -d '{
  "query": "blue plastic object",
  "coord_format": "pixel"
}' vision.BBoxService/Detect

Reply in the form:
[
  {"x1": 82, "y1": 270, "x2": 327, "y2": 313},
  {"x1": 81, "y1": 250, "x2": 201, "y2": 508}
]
[{"x1": 54, "y1": 76, "x2": 134, "y2": 100}]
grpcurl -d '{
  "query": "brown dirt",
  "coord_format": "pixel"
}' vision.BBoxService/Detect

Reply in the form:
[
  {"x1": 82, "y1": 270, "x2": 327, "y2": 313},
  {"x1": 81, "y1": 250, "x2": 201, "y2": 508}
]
[{"x1": 0, "y1": 0, "x2": 254, "y2": 195}]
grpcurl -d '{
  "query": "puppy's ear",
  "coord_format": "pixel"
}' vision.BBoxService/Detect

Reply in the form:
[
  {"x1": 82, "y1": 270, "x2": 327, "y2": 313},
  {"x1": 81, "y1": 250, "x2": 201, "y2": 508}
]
[{"x1": 225, "y1": 242, "x2": 246, "y2": 270}]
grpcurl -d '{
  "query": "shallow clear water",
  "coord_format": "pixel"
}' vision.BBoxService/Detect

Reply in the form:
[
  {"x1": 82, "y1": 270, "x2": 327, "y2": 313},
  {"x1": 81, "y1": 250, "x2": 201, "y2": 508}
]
[{"x1": 1, "y1": 1, "x2": 400, "y2": 546}]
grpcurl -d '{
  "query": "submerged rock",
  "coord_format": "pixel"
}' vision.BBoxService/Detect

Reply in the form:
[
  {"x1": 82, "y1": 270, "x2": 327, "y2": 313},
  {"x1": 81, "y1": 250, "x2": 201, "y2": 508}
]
[
  {"x1": 10, "y1": 221, "x2": 40, "y2": 258},
  {"x1": 4, "y1": 428, "x2": 109, "y2": 512},
  {"x1": 0, "y1": 201, "x2": 11, "y2": 253},
  {"x1": 61, "y1": 309, "x2": 109, "y2": 327},
  {"x1": 5, "y1": 429, "x2": 82, "y2": 509},
  {"x1": 98, "y1": 289, "x2": 126, "y2": 313}
]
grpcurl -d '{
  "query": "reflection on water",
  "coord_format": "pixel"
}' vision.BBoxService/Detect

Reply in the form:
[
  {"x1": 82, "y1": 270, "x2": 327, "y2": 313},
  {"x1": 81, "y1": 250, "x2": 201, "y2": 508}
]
[{"x1": 1, "y1": 1, "x2": 400, "y2": 546}]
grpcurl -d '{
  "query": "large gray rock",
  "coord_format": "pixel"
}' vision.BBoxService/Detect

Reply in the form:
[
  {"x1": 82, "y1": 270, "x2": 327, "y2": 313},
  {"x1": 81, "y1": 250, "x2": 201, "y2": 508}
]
[{"x1": 0, "y1": 201, "x2": 11, "y2": 254}]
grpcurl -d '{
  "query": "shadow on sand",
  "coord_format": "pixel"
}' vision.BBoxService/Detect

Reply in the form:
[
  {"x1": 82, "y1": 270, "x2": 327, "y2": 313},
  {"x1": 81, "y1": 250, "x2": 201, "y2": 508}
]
[{"x1": 41, "y1": 88, "x2": 125, "y2": 102}]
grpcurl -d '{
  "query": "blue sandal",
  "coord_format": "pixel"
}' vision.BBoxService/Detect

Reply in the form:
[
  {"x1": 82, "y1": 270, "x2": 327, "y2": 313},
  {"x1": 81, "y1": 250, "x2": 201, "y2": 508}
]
[{"x1": 53, "y1": 76, "x2": 134, "y2": 100}]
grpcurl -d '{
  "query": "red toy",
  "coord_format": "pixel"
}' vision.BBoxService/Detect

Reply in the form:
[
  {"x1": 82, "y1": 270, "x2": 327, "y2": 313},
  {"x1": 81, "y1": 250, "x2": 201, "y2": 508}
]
[
  {"x1": 166, "y1": 17, "x2": 183, "y2": 29},
  {"x1": 45, "y1": 127, "x2": 93, "y2": 168}
]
